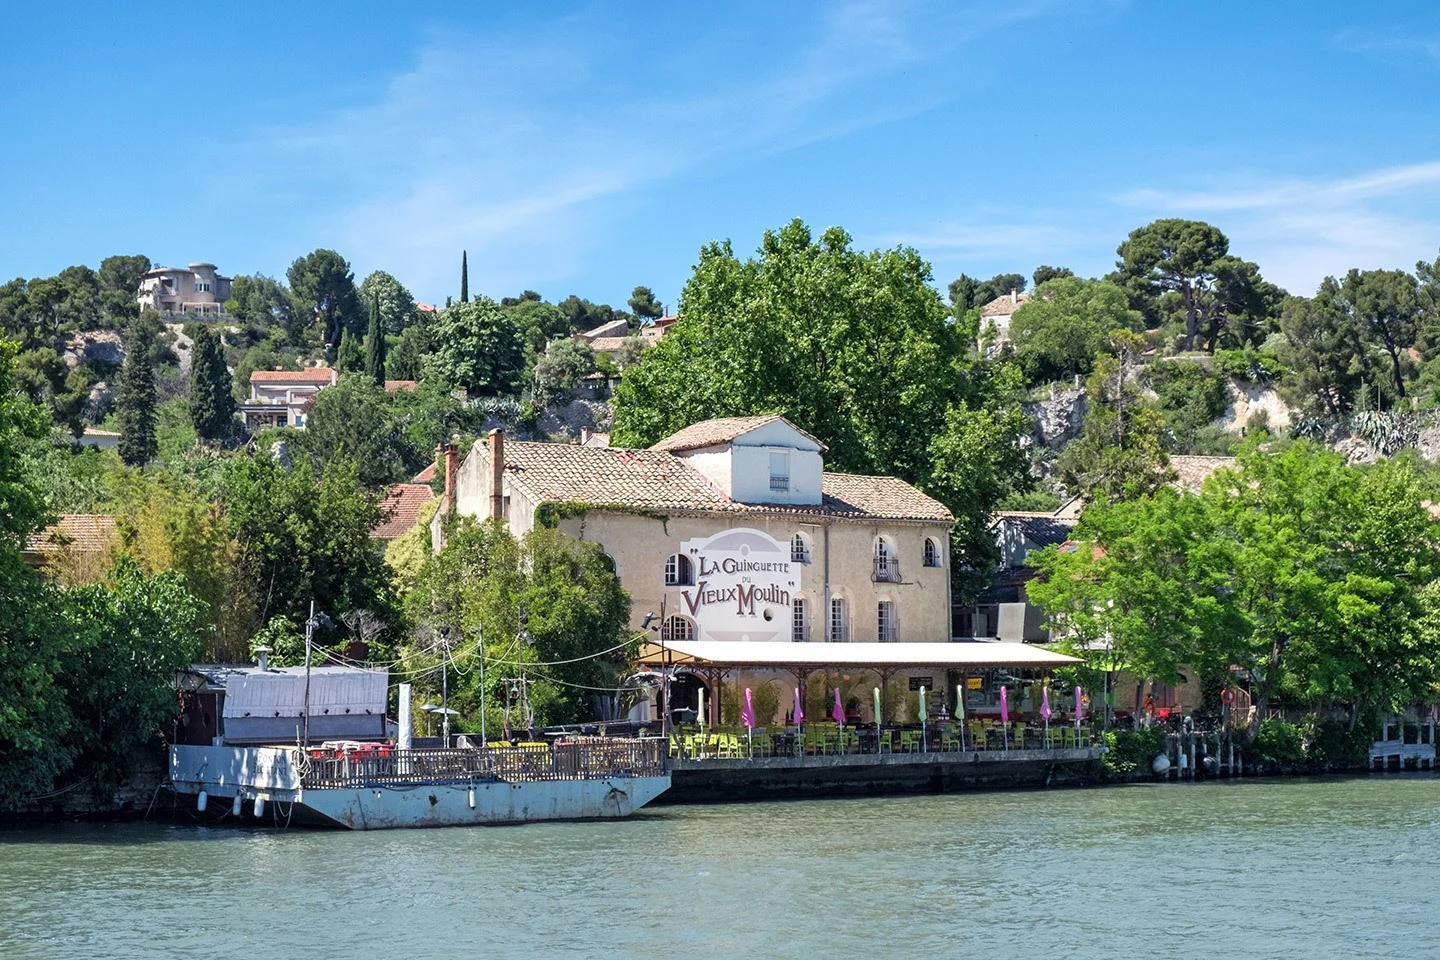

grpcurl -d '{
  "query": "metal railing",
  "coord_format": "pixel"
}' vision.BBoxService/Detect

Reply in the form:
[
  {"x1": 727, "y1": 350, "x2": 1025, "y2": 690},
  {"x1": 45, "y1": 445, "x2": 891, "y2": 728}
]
[
  {"x1": 872, "y1": 557, "x2": 900, "y2": 582},
  {"x1": 299, "y1": 739, "x2": 666, "y2": 789}
]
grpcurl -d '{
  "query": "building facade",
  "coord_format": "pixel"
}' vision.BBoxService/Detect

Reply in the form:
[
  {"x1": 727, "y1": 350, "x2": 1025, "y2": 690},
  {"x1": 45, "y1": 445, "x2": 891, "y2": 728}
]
[
  {"x1": 239, "y1": 367, "x2": 338, "y2": 429},
  {"x1": 136, "y1": 263, "x2": 232, "y2": 316},
  {"x1": 440, "y1": 416, "x2": 955, "y2": 650}
]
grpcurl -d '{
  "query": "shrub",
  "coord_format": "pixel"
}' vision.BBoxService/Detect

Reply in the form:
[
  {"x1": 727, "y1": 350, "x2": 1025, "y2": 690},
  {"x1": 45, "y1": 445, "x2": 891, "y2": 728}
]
[
  {"x1": 1256, "y1": 717, "x2": 1305, "y2": 767},
  {"x1": 1100, "y1": 726, "x2": 1167, "y2": 777}
]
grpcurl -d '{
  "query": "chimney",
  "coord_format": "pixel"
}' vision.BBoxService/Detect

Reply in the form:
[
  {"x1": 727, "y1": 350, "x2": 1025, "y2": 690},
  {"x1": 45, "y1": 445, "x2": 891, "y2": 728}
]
[
  {"x1": 487, "y1": 429, "x2": 505, "y2": 521},
  {"x1": 1010, "y1": 288, "x2": 1017, "y2": 305},
  {"x1": 580, "y1": 427, "x2": 592, "y2": 445},
  {"x1": 443, "y1": 443, "x2": 459, "y2": 518}
]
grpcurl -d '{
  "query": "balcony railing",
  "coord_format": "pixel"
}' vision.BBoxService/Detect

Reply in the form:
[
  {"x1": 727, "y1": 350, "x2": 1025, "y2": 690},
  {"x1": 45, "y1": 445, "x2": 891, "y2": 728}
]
[
  {"x1": 299, "y1": 739, "x2": 666, "y2": 789},
  {"x1": 769, "y1": 475, "x2": 790, "y2": 492},
  {"x1": 873, "y1": 557, "x2": 900, "y2": 582}
]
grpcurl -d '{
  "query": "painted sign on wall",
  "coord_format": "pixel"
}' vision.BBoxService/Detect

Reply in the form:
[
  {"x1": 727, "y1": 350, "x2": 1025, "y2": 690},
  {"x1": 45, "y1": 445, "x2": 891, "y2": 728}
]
[{"x1": 676, "y1": 527, "x2": 800, "y2": 641}]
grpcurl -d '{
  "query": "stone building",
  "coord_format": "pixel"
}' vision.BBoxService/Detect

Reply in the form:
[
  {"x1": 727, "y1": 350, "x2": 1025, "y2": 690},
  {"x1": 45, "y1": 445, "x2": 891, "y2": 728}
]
[
  {"x1": 136, "y1": 263, "x2": 232, "y2": 316},
  {"x1": 437, "y1": 415, "x2": 955, "y2": 649}
]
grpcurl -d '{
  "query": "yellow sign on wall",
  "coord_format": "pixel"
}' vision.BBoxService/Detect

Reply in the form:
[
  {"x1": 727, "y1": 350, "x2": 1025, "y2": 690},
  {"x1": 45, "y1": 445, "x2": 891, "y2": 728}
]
[{"x1": 966, "y1": 677, "x2": 983, "y2": 690}]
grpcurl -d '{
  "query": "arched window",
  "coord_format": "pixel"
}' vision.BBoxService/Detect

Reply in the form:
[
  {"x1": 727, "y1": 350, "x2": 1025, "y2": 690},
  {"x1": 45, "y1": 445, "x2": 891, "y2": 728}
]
[
  {"x1": 923, "y1": 538, "x2": 941, "y2": 568},
  {"x1": 873, "y1": 537, "x2": 899, "y2": 583},
  {"x1": 877, "y1": 600, "x2": 896, "y2": 642},
  {"x1": 660, "y1": 615, "x2": 694, "y2": 643},
  {"x1": 829, "y1": 597, "x2": 848, "y2": 643},
  {"x1": 792, "y1": 598, "x2": 808, "y2": 642},
  {"x1": 664, "y1": 553, "x2": 694, "y2": 586},
  {"x1": 791, "y1": 533, "x2": 811, "y2": 564}
]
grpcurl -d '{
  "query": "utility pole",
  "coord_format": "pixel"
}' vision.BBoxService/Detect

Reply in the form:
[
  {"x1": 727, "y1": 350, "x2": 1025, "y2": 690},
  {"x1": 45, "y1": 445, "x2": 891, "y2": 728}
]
[{"x1": 302, "y1": 600, "x2": 314, "y2": 748}]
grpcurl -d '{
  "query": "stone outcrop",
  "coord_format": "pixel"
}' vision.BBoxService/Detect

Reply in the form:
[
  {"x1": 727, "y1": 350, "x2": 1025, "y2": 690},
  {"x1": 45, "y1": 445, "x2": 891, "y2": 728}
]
[
  {"x1": 1219, "y1": 383, "x2": 1292, "y2": 434},
  {"x1": 1024, "y1": 386, "x2": 1086, "y2": 450}
]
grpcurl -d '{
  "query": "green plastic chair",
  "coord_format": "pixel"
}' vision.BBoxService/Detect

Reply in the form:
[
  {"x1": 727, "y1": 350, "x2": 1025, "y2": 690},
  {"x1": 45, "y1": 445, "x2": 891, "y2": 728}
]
[
  {"x1": 876, "y1": 730, "x2": 894, "y2": 753},
  {"x1": 941, "y1": 726, "x2": 962, "y2": 752}
]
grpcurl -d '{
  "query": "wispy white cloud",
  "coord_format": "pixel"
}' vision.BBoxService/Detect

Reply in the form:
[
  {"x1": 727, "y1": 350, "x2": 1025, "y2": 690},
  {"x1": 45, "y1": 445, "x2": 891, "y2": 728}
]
[
  {"x1": 221, "y1": 1, "x2": 1059, "y2": 301},
  {"x1": 1333, "y1": 28, "x2": 1440, "y2": 69},
  {"x1": 1116, "y1": 162, "x2": 1440, "y2": 293}
]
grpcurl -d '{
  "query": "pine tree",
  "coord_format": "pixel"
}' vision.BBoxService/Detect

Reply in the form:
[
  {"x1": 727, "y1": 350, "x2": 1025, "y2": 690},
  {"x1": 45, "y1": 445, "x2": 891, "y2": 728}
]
[
  {"x1": 460, "y1": 250, "x2": 469, "y2": 304},
  {"x1": 336, "y1": 328, "x2": 364, "y2": 373},
  {"x1": 366, "y1": 291, "x2": 386, "y2": 385},
  {"x1": 189, "y1": 326, "x2": 235, "y2": 442},
  {"x1": 116, "y1": 320, "x2": 158, "y2": 466}
]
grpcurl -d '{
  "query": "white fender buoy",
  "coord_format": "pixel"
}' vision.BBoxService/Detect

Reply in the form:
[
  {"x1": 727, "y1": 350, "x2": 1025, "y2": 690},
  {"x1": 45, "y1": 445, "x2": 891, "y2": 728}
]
[
  {"x1": 1152, "y1": 754, "x2": 1171, "y2": 775},
  {"x1": 196, "y1": 791, "x2": 208, "y2": 812},
  {"x1": 253, "y1": 796, "x2": 266, "y2": 818},
  {"x1": 231, "y1": 795, "x2": 242, "y2": 817},
  {"x1": 468, "y1": 787, "x2": 477, "y2": 809}
]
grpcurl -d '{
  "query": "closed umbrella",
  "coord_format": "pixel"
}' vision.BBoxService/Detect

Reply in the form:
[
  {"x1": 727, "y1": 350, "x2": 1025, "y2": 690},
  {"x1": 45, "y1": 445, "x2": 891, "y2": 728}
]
[
  {"x1": 793, "y1": 686, "x2": 804, "y2": 727},
  {"x1": 918, "y1": 685, "x2": 928, "y2": 753},
  {"x1": 1041, "y1": 685, "x2": 1052, "y2": 747},
  {"x1": 832, "y1": 687, "x2": 845, "y2": 727},
  {"x1": 955, "y1": 683, "x2": 966, "y2": 750},
  {"x1": 1000, "y1": 685, "x2": 1009, "y2": 750},
  {"x1": 698, "y1": 688, "x2": 706, "y2": 730},
  {"x1": 873, "y1": 686, "x2": 883, "y2": 755},
  {"x1": 1075, "y1": 686, "x2": 1084, "y2": 727},
  {"x1": 742, "y1": 687, "x2": 755, "y2": 757}
]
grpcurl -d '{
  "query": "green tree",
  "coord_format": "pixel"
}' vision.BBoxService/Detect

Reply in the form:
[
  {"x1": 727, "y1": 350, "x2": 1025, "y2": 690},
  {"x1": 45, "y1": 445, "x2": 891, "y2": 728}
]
[
  {"x1": 335, "y1": 327, "x2": 364, "y2": 374},
  {"x1": 287, "y1": 249, "x2": 360, "y2": 351},
  {"x1": 97, "y1": 254, "x2": 151, "y2": 324},
  {"x1": 359, "y1": 270, "x2": 417, "y2": 335},
  {"x1": 227, "y1": 274, "x2": 300, "y2": 340},
  {"x1": 1277, "y1": 291, "x2": 1364, "y2": 418},
  {"x1": 1008, "y1": 277, "x2": 1142, "y2": 382},
  {"x1": 1113, "y1": 219, "x2": 1230, "y2": 347},
  {"x1": 628, "y1": 285, "x2": 664, "y2": 322},
  {"x1": 302, "y1": 375, "x2": 406, "y2": 486},
  {"x1": 612, "y1": 220, "x2": 963, "y2": 483},
  {"x1": 222, "y1": 451, "x2": 392, "y2": 632},
  {"x1": 1057, "y1": 331, "x2": 1174, "y2": 502},
  {"x1": 1334, "y1": 268, "x2": 1420, "y2": 402},
  {"x1": 1032, "y1": 265, "x2": 1075, "y2": 287},
  {"x1": 425, "y1": 297, "x2": 524, "y2": 396},
  {"x1": 408, "y1": 519, "x2": 631, "y2": 726},
  {"x1": 388, "y1": 324, "x2": 431, "y2": 382},
  {"x1": 116, "y1": 319, "x2": 158, "y2": 466},
  {"x1": 188, "y1": 326, "x2": 235, "y2": 442},
  {"x1": 365, "y1": 292, "x2": 386, "y2": 385},
  {"x1": 947, "y1": 272, "x2": 1026, "y2": 315},
  {"x1": 460, "y1": 250, "x2": 469, "y2": 304},
  {"x1": 506, "y1": 297, "x2": 571, "y2": 356},
  {"x1": 532, "y1": 338, "x2": 595, "y2": 405}
]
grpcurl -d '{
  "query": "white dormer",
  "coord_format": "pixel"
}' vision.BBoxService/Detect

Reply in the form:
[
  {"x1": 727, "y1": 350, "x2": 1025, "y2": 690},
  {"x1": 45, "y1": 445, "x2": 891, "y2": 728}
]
[{"x1": 651, "y1": 415, "x2": 825, "y2": 505}]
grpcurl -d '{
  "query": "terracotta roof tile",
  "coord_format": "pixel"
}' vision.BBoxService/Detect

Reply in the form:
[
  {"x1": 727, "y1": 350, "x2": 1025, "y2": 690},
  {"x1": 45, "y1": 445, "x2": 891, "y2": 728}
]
[
  {"x1": 411, "y1": 462, "x2": 437, "y2": 483},
  {"x1": 487, "y1": 441, "x2": 950, "y2": 523},
  {"x1": 650, "y1": 415, "x2": 828, "y2": 453},
  {"x1": 980, "y1": 293, "x2": 1030, "y2": 317},
  {"x1": 250, "y1": 368, "x2": 338, "y2": 385},
  {"x1": 373, "y1": 484, "x2": 437, "y2": 539},
  {"x1": 25, "y1": 515, "x2": 118, "y2": 556},
  {"x1": 1170, "y1": 455, "x2": 1236, "y2": 492},
  {"x1": 383, "y1": 380, "x2": 418, "y2": 393}
]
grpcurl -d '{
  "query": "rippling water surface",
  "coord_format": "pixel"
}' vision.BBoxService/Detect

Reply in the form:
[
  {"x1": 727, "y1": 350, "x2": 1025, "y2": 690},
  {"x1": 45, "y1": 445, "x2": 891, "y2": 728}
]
[{"x1": 4, "y1": 777, "x2": 1439, "y2": 959}]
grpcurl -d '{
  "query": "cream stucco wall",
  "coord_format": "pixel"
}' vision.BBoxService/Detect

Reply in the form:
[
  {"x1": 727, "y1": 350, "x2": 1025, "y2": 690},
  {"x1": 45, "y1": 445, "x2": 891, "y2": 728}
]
[{"x1": 552, "y1": 510, "x2": 950, "y2": 643}]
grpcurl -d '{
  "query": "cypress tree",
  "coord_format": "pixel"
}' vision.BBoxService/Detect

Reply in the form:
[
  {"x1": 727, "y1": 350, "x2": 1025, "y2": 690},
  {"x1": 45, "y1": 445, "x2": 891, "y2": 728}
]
[
  {"x1": 116, "y1": 320, "x2": 158, "y2": 466},
  {"x1": 366, "y1": 291, "x2": 386, "y2": 385},
  {"x1": 189, "y1": 326, "x2": 235, "y2": 442},
  {"x1": 336, "y1": 328, "x2": 364, "y2": 373},
  {"x1": 460, "y1": 250, "x2": 469, "y2": 303}
]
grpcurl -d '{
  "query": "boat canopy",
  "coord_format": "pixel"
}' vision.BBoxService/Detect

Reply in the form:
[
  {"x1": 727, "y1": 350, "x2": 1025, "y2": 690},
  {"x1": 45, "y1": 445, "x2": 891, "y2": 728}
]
[{"x1": 638, "y1": 639, "x2": 1080, "y2": 669}]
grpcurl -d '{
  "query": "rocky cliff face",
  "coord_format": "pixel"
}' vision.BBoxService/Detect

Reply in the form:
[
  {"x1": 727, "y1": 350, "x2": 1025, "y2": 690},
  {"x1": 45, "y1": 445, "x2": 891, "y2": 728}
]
[{"x1": 1023, "y1": 386, "x2": 1086, "y2": 450}]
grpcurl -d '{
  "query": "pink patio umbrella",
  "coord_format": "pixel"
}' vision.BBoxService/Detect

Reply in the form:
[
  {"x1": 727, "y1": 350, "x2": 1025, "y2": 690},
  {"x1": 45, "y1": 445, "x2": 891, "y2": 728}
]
[
  {"x1": 742, "y1": 687, "x2": 756, "y2": 755},
  {"x1": 999, "y1": 685, "x2": 1010, "y2": 750},
  {"x1": 1040, "y1": 685, "x2": 1052, "y2": 746},
  {"x1": 832, "y1": 687, "x2": 846, "y2": 727},
  {"x1": 1075, "y1": 686, "x2": 1085, "y2": 727},
  {"x1": 793, "y1": 686, "x2": 804, "y2": 727}
]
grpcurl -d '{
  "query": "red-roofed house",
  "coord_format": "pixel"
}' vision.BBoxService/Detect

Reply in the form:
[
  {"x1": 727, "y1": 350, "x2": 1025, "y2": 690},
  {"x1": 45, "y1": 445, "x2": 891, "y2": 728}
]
[
  {"x1": 373, "y1": 483, "x2": 437, "y2": 541},
  {"x1": 22, "y1": 514, "x2": 119, "y2": 572},
  {"x1": 240, "y1": 367, "x2": 338, "y2": 430}
]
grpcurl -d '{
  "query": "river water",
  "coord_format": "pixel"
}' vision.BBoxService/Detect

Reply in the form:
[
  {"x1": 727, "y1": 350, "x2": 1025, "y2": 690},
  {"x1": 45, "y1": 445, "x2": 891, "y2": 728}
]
[{"x1": 3, "y1": 776, "x2": 1437, "y2": 959}]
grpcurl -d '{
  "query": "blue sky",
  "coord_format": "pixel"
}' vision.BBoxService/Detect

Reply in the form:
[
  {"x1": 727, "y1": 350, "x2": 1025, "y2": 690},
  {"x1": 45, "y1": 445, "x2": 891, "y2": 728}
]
[{"x1": 5, "y1": 1, "x2": 1440, "y2": 309}]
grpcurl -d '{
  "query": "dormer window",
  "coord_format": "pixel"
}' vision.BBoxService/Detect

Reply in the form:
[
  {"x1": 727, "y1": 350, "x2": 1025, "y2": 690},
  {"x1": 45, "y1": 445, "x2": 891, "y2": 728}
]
[
  {"x1": 664, "y1": 553, "x2": 694, "y2": 586},
  {"x1": 769, "y1": 450, "x2": 790, "y2": 492}
]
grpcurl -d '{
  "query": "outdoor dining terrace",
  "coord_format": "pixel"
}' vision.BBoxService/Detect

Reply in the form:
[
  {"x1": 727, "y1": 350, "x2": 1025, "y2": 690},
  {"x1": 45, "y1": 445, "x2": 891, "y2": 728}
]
[{"x1": 670, "y1": 720, "x2": 1098, "y2": 762}]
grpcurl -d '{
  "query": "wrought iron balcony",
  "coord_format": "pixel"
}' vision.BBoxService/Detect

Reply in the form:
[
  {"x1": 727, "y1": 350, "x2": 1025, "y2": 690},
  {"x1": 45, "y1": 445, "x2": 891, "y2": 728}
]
[{"x1": 872, "y1": 557, "x2": 900, "y2": 583}]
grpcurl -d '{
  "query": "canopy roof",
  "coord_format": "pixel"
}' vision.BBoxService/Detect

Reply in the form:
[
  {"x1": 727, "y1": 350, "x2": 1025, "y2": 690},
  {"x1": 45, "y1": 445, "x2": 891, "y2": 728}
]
[{"x1": 638, "y1": 640, "x2": 1080, "y2": 669}]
